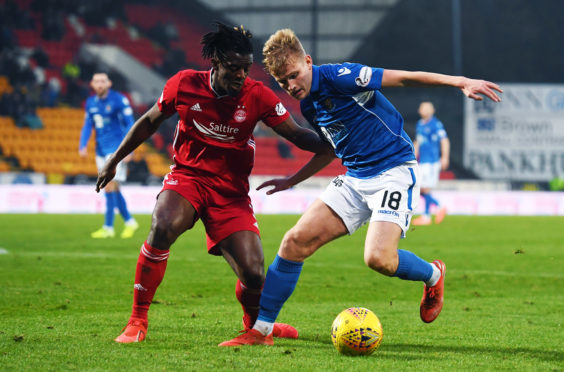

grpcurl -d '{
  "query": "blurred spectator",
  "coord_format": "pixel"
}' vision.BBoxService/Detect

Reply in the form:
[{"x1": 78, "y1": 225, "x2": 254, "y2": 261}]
[
  {"x1": 63, "y1": 59, "x2": 80, "y2": 80},
  {"x1": 3, "y1": 0, "x2": 34, "y2": 29},
  {"x1": 21, "y1": 110, "x2": 43, "y2": 129},
  {"x1": 0, "y1": 25, "x2": 15, "y2": 52},
  {"x1": 31, "y1": 45, "x2": 50, "y2": 68},
  {"x1": 41, "y1": 8, "x2": 65, "y2": 41},
  {"x1": 127, "y1": 157, "x2": 150, "y2": 184},
  {"x1": 157, "y1": 48, "x2": 192, "y2": 77},
  {"x1": 31, "y1": 63, "x2": 46, "y2": 85},
  {"x1": 40, "y1": 77, "x2": 61, "y2": 107},
  {"x1": 148, "y1": 22, "x2": 179, "y2": 49},
  {"x1": 62, "y1": 58, "x2": 88, "y2": 106}
]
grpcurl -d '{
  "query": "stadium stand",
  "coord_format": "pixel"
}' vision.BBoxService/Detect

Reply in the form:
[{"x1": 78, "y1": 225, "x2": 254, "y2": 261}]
[
  {"x1": 0, "y1": 108, "x2": 171, "y2": 177},
  {"x1": 0, "y1": 0, "x2": 345, "y2": 184},
  {"x1": 252, "y1": 137, "x2": 346, "y2": 177}
]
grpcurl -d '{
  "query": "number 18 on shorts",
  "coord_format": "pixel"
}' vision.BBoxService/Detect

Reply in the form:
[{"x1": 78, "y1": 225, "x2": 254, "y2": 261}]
[{"x1": 321, "y1": 162, "x2": 420, "y2": 237}]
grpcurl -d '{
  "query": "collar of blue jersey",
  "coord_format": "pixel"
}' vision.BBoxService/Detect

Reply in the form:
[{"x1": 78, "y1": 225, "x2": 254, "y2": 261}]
[
  {"x1": 94, "y1": 89, "x2": 113, "y2": 101},
  {"x1": 309, "y1": 65, "x2": 320, "y2": 96}
]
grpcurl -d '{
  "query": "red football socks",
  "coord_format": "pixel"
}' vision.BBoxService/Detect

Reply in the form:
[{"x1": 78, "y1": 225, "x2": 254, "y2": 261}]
[
  {"x1": 235, "y1": 279, "x2": 261, "y2": 328},
  {"x1": 130, "y1": 241, "x2": 170, "y2": 322}
]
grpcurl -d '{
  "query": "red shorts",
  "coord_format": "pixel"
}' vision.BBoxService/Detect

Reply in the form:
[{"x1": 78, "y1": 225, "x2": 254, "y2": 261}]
[{"x1": 160, "y1": 171, "x2": 260, "y2": 256}]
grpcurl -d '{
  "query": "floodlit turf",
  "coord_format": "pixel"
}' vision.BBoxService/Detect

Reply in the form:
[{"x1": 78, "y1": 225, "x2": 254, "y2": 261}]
[{"x1": 0, "y1": 214, "x2": 562, "y2": 371}]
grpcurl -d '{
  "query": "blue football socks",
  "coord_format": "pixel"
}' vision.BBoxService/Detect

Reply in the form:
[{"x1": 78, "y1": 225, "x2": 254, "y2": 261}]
[
  {"x1": 104, "y1": 191, "x2": 117, "y2": 228},
  {"x1": 114, "y1": 191, "x2": 133, "y2": 222},
  {"x1": 393, "y1": 249, "x2": 433, "y2": 282},
  {"x1": 423, "y1": 193, "x2": 440, "y2": 215},
  {"x1": 257, "y1": 255, "x2": 303, "y2": 323}
]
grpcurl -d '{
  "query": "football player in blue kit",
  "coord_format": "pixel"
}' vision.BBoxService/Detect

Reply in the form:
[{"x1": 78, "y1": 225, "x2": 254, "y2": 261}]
[
  {"x1": 220, "y1": 28, "x2": 502, "y2": 346},
  {"x1": 79, "y1": 72, "x2": 138, "y2": 239},
  {"x1": 412, "y1": 101, "x2": 450, "y2": 226}
]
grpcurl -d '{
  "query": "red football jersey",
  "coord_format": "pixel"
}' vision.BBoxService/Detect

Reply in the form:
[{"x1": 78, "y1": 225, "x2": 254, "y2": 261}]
[{"x1": 157, "y1": 69, "x2": 290, "y2": 196}]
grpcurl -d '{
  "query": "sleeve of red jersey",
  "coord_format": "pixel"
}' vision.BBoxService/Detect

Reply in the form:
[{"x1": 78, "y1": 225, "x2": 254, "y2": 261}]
[
  {"x1": 258, "y1": 85, "x2": 290, "y2": 128},
  {"x1": 157, "y1": 72, "x2": 181, "y2": 116}
]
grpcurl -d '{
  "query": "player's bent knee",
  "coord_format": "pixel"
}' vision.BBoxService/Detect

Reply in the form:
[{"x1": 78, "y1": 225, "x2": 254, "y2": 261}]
[
  {"x1": 149, "y1": 215, "x2": 183, "y2": 248},
  {"x1": 240, "y1": 271, "x2": 264, "y2": 289},
  {"x1": 364, "y1": 252, "x2": 396, "y2": 276},
  {"x1": 279, "y1": 229, "x2": 317, "y2": 261}
]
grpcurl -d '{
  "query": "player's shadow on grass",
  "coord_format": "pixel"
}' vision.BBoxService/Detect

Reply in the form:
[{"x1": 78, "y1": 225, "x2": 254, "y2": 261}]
[
  {"x1": 380, "y1": 343, "x2": 563, "y2": 363},
  {"x1": 294, "y1": 337, "x2": 563, "y2": 363}
]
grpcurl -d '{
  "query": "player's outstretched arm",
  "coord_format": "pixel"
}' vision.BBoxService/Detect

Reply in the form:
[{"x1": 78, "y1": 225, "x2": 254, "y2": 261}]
[
  {"x1": 381, "y1": 70, "x2": 503, "y2": 102},
  {"x1": 95, "y1": 103, "x2": 170, "y2": 192},
  {"x1": 273, "y1": 117, "x2": 333, "y2": 154},
  {"x1": 258, "y1": 116, "x2": 336, "y2": 195},
  {"x1": 257, "y1": 151, "x2": 336, "y2": 195}
]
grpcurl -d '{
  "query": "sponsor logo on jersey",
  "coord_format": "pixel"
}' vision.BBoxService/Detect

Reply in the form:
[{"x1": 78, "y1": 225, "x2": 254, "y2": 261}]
[
  {"x1": 190, "y1": 103, "x2": 202, "y2": 112},
  {"x1": 355, "y1": 66, "x2": 372, "y2": 87},
  {"x1": 233, "y1": 105, "x2": 247, "y2": 122},
  {"x1": 193, "y1": 119, "x2": 239, "y2": 141},
  {"x1": 275, "y1": 102, "x2": 287, "y2": 116},
  {"x1": 337, "y1": 67, "x2": 351, "y2": 76}
]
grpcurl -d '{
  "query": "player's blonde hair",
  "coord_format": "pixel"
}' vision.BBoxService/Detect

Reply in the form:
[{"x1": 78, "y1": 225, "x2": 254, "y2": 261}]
[{"x1": 263, "y1": 29, "x2": 306, "y2": 76}]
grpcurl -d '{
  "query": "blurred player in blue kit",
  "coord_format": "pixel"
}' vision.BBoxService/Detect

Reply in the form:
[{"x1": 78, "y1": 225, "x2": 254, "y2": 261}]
[
  {"x1": 221, "y1": 28, "x2": 502, "y2": 346},
  {"x1": 79, "y1": 72, "x2": 138, "y2": 239},
  {"x1": 412, "y1": 101, "x2": 450, "y2": 226}
]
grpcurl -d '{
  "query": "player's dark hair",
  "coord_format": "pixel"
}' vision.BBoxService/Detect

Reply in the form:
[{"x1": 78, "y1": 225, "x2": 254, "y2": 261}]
[
  {"x1": 201, "y1": 22, "x2": 253, "y2": 62},
  {"x1": 92, "y1": 70, "x2": 112, "y2": 80}
]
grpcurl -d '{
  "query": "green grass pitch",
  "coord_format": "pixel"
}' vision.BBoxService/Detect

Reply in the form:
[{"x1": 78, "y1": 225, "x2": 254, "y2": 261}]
[{"x1": 0, "y1": 214, "x2": 562, "y2": 371}]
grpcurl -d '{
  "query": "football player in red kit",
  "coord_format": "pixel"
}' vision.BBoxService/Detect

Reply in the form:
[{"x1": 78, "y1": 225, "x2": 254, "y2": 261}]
[{"x1": 95, "y1": 23, "x2": 333, "y2": 343}]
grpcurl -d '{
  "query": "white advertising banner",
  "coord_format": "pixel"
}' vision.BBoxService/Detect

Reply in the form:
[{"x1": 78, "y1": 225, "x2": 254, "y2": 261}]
[
  {"x1": 464, "y1": 84, "x2": 564, "y2": 181},
  {"x1": 0, "y1": 185, "x2": 563, "y2": 216}
]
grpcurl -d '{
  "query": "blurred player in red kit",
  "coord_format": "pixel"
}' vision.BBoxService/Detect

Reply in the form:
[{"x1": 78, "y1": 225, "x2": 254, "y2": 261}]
[{"x1": 95, "y1": 22, "x2": 332, "y2": 343}]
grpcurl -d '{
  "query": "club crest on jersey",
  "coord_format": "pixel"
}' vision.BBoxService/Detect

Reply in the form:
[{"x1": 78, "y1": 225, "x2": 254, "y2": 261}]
[
  {"x1": 355, "y1": 66, "x2": 372, "y2": 87},
  {"x1": 105, "y1": 104, "x2": 112, "y2": 112},
  {"x1": 275, "y1": 102, "x2": 287, "y2": 116},
  {"x1": 322, "y1": 97, "x2": 334, "y2": 111},
  {"x1": 233, "y1": 105, "x2": 247, "y2": 123}
]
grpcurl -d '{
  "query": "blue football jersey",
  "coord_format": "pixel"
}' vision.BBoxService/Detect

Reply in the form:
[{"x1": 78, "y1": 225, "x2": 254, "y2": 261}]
[
  {"x1": 416, "y1": 116, "x2": 447, "y2": 164},
  {"x1": 79, "y1": 89, "x2": 135, "y2": 156},
  {"x1": 301, "y1": 63, "x2": 415, "y2": 178}
]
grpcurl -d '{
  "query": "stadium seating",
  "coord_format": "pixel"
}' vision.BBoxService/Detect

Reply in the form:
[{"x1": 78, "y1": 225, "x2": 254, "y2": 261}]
[
  {"x1": 252, "y1": 137, "x2": 346, "y2": 177},
  {"x1": 0, "y1": 109, "x2": 171, "y2": 180},
  {"x1": 0, "y1": 76, "x2": 13, "y2": 95},
  {"x1": 1, "y1": 1, "x2": 346, "y2": 180}
]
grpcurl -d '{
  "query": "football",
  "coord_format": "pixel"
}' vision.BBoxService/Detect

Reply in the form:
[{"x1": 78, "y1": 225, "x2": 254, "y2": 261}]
[{"x1": 331, "y1": 307, "x2": 383, "y2": 356}]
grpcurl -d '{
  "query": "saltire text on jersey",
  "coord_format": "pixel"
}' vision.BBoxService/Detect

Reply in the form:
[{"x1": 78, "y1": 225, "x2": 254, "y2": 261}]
[{"x1": 157, "y1": 69, "x2": 289, "y2": 195}]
